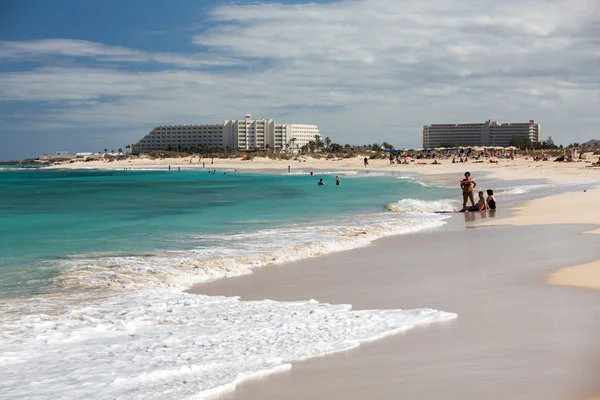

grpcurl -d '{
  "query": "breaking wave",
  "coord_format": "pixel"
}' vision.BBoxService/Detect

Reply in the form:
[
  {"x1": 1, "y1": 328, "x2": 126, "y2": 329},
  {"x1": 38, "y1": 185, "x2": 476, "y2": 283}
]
[{"x1": 386, "y1": 198, "x2": 456, "y2": 213}]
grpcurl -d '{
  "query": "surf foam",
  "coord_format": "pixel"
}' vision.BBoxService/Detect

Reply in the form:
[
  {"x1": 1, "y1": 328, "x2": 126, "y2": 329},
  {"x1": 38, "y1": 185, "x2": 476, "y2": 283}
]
[
  {"x1": 0, "y1": 288, "x2": 456, "y2": 399},
  {"x1": 386, "y1": 198, "x2": 456, "y2": 213}
]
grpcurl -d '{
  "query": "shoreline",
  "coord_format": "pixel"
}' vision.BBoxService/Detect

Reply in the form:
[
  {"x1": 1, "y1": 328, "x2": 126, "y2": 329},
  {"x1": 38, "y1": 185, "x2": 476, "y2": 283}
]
[
  {"x1": 189, "y1": 171, "x2": 600, "y2": 399},
  {"x1": 7, "y1": 157, "x2": 600, "y2": 398},
  {"x1": 40, "y1": 154, "x2": 600, "y2": 184},
  {"x1": 31, "y1": 159, "x2": 600, "y2": 293}
]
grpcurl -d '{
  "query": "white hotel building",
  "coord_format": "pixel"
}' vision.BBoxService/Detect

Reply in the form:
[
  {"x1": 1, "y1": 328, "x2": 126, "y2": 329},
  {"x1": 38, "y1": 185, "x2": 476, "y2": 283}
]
[
  {"x1": 132, "y1": 118, "x2": 320, "y2": 153},
  {"x1": 423, "y1": 120, "x2": 541, "y2": 148}
]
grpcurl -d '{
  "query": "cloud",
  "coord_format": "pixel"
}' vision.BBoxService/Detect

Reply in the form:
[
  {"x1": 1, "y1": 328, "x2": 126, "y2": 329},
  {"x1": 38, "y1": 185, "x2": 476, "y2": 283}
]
[
  {"x1": 1, "y1": 0, "x2": 600, "y2": 158},
  {"x1": 0, "y1": 39, "x2": 240, "y2": 68}
]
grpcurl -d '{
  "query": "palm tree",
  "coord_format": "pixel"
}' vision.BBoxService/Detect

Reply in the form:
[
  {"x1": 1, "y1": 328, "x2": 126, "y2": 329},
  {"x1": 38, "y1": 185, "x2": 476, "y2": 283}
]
[
  {"x1": 104, "y1": 148, "x2": 108, "y2": 154},
  {"x1": 313, "y1": 135, "x2": 323, "y2": 152},
  {"x1": 118, "y1": 148, "x2": 123, "y2": 155},
  {"x1": 324, "y1": 136, "x2": 331, "y2": 150},
  {"x1": 288, "y1": 137, "x2": 297, "y2": 154},
  {"x1": 111, "y1": 149, "x2": 115, "y2": 154},
  {"x1": 125, "y1": 145, "x2": 130, "y2": 154}
]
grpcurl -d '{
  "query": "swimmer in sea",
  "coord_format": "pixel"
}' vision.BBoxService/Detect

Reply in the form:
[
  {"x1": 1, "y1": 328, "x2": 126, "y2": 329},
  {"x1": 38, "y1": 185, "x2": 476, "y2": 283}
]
[
  {"x1": 460, "y1": 172, "x2": 476, "y2": 211},
  {"x1": 335, "y1": 176, "x2": 341, "y2": 186},
  {"x1": 318, "y1": 178, "x2": 325, "y2": 186}
]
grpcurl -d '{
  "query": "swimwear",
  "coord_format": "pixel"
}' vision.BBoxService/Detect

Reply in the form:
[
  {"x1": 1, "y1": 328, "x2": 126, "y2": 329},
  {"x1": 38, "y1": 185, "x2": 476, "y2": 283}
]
[
  {"x1": 487, "y1": 198, "x2": 496, "y2": 210},
  {"x1": 461, "y1": 178, "x2": 474, "y2": 192}
]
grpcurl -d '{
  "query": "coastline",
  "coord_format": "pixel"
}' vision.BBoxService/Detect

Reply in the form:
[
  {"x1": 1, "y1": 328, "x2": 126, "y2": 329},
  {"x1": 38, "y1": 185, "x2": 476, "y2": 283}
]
[
  {"x1": 187, "y1": 169, "x2": 600, "y2": 399},
  {"x1": 41, "y1": 154, "x2": 600, "y2": 184},
  {"x1": 11, "y1": 157, "x2": 600, "y2": 398},
  {"x1": 52, "y1": 155, "x2": 599, "y2": 294}
]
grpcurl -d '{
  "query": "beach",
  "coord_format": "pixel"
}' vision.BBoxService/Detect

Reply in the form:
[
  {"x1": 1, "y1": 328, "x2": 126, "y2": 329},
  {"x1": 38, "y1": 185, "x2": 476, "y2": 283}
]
[
  {"x1": 43, "y1": 154, "x2": 600, "y2": 184},
  {"x1": 3, "y1": 156, "x2": 600, "y2": 399},
  {"x1": 177, "y1": 157, "x2": 600, "y2": 399}
]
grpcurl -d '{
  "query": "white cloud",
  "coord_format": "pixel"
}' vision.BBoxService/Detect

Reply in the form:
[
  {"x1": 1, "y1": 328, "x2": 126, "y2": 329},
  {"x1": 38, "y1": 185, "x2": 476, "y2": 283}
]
[
  {"x1": 1, "y1": 0, "x2": 600, "y2": 157},
  {"x1": 0, "y1": 39, "x2": 240, "y2": 68}
]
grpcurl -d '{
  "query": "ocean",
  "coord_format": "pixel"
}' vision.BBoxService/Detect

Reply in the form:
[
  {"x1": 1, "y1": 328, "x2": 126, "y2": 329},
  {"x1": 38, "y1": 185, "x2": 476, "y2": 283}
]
[
  {"x1": 0, "y1": 168, "x2": 455, "y2": 299},
  {"x1": 2, "y1": 167, "x2": 593, "y2": 399}
]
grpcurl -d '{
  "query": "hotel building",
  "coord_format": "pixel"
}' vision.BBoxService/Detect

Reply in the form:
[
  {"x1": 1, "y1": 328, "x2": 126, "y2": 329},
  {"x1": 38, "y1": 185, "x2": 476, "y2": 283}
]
[
  {"x1": 132, "y1": 118, "x2": 320, "y2": 153},
  {"x1": 422, "y1": 120, "x2": 541, "y2": 148}
]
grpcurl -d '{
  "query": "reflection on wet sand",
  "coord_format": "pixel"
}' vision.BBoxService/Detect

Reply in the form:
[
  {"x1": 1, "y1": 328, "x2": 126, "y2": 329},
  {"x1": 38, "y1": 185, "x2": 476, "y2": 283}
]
[{"x1": 463, "y1": 209, "x2": 497, "y2": 222}]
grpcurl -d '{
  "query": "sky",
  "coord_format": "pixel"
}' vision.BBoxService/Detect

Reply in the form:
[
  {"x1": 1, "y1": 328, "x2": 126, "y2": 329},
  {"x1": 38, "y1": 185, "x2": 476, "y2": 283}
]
[{"x1": 1, "y1": 0, "x2": 599, "y2": 160}]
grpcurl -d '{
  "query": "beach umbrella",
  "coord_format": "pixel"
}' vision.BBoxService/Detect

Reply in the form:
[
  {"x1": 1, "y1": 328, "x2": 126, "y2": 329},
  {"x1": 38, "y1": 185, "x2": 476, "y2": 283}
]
[{"x1": 436, "y1": 147, "x2": 446, "y2": 150}]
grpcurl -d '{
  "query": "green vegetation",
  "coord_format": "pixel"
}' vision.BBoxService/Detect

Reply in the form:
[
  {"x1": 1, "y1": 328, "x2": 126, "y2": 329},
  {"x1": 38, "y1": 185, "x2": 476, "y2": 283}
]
[{"x1": 509, "y1": 136, "x2": 559, "y2": 151}]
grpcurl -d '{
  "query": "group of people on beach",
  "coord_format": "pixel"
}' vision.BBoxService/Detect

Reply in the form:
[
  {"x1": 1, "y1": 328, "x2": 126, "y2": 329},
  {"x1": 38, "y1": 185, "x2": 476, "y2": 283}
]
[{"x1": 459, "y1": 172, "x2": 496, "y2": 212}]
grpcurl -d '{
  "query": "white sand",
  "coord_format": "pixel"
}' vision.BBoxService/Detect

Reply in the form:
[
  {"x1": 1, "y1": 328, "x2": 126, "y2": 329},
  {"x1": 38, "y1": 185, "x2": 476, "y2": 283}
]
[
  {"x1": 45, "y1": 154, "x2": 600, "y2": 184},
  {"x1": 478, "y1": 187, "x2": 600, "y2": 291}
]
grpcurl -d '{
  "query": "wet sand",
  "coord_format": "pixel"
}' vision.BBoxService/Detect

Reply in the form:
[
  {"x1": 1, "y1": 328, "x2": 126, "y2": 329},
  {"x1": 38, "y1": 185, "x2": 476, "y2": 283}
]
[{"x1": 193, "y1": 214, "x2": 600, "y2": 399}]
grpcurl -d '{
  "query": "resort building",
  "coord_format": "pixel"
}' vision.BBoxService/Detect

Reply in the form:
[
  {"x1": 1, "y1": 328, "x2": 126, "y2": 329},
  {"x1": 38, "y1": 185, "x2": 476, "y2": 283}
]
[
  {"x1": 422, "y1": 120, "x2": 541, "y2": 148},
  {"x1": 132, "y1": 118, "x2": 320, "y2": 153}
]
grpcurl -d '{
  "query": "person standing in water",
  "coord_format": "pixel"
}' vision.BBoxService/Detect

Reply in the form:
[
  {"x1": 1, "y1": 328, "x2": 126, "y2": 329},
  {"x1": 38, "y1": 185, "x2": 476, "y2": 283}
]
[
  {"x1": 335, "y1": 176, "x2": 341, "y2": 186},
  {"x1": 460, "y1": 172, "x2": 476, "y2": 211},
  {"x1": 318, "y1": 178, "x2": 325, "y2": 186}
]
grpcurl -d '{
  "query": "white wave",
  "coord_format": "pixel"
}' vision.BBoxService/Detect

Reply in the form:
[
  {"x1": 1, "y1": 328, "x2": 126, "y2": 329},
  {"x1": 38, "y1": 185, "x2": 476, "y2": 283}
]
[
  {"x1": 394, "y1": 175, "x2": 437, "y2": 187},
  {"x1": 43, "y1": 214, "x2": 448, "y2": 293},
  {"x1": 496, "y1": 180, "x2": 600, "y2": 196},
  {"x1": 287, "y1": 170, "x2": 382, "y2": 177},
  {"x1": 0, "y1": 288, "x2": 456, "y2": 399},
  {"x1": 386, "y1": 198, "x2": 456, "y2": 213}
]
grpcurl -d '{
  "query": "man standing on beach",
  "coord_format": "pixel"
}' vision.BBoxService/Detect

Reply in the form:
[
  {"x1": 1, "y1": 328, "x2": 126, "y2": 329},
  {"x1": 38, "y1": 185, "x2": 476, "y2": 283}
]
[
  {"x1": 460, "y1": 172, "x2": 476, "y2": 211},
  {"x1": 364, "y1": 157, "x2": 368, "y2": 167}
]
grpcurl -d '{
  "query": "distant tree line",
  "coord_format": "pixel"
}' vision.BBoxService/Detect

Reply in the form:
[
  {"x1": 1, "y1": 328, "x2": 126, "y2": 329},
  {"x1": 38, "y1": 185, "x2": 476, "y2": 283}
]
[{"x1": 509, "y1": 136, "x2": 560, "y2": 150}]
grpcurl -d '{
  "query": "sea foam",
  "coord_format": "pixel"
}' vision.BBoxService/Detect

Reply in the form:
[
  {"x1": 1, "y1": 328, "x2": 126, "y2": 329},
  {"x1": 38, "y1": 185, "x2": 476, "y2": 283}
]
[{"x1": 0, "y1": 288, "x2": 456, "y2": 399}]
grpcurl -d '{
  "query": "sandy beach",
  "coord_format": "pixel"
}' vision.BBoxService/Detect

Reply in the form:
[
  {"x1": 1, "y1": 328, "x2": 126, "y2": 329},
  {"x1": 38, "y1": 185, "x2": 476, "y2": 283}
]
[
  {"x1": 45, "y1": 155, "x2": 600, "y2": 398},
  {"x1": 478, "y1": 187, "x2": 600, "y2": 292},
  {"x1": 44, "y1": 153, "x2": 600, "y2": 184}
]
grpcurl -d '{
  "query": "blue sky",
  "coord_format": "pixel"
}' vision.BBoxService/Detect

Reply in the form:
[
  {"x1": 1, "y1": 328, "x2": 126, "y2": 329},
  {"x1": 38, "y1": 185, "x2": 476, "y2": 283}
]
[{"x1": 1, "y1": 0, "x2": 599, "y2": 159}]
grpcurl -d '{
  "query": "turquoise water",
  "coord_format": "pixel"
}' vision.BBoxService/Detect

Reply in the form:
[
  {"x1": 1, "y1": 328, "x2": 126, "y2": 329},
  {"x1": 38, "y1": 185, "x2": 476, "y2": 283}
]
[{"x1": 0, "y1": 169, "x2": 455, "y2": 298}]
